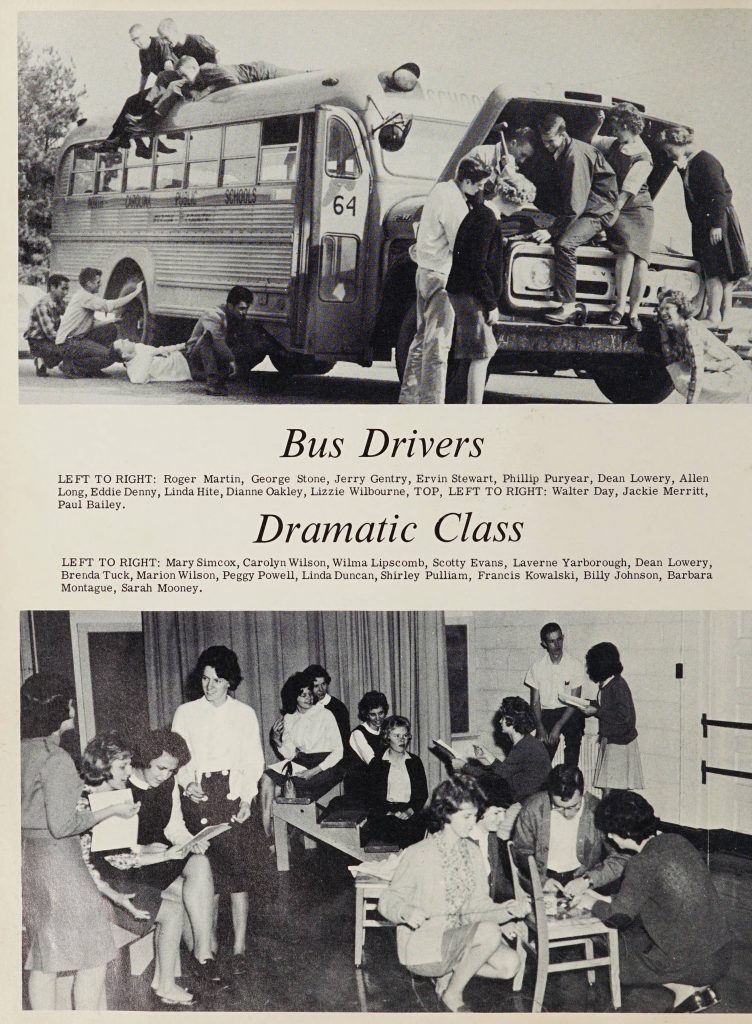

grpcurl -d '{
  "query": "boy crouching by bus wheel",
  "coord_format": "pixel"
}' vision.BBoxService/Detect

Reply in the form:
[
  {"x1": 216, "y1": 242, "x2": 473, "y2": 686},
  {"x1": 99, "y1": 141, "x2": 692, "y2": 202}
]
[{"x1": 182, "y1": 285, "x2": 273, "y2": 396}]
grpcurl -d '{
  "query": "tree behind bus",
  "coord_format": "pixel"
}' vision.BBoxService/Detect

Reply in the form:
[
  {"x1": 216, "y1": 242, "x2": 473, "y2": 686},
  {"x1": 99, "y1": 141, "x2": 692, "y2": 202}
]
[{"x1": 18, "y1": 36, "x2": 84, "y2": 285}]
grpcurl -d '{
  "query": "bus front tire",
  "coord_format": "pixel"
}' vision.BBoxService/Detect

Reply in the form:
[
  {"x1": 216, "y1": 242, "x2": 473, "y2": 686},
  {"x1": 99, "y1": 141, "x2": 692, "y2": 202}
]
[
  {"x1": 592, "y1": 362, "x2": 674, "y2": 404},
  {"x1": 269, "y1": 351, "x2": 335, "y2": 376}
]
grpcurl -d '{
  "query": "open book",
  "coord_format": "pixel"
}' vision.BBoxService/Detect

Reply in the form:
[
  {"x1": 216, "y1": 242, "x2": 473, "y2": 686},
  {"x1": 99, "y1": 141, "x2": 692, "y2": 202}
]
[
  {"x1": 431, "y1": 738, "x2": 462, "y2": 760},
  {"x1": 558, "y1": 694, "x2": 592, "y2": 711},
  {"x1": 175, "y1": 822, "x2": 231, "y2": 853}
]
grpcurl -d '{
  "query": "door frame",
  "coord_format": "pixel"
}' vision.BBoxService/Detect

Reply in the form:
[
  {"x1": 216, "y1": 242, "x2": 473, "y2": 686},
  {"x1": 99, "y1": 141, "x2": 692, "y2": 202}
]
[{"x1": 68, "y1": 612, "x2": 143, "y2": 750}]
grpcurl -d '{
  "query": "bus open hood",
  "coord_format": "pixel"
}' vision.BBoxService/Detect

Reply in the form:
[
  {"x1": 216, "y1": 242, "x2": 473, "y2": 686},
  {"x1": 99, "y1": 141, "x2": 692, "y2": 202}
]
[{"x1": 435, "y1": 85, "x2": 690, "y2": 200}]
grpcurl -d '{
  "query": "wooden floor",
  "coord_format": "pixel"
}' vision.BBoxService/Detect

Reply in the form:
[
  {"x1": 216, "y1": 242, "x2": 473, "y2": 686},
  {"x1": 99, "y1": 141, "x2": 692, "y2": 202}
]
[{"x1": 110, "y1": 838, "x2": 752, "y2": 1014}]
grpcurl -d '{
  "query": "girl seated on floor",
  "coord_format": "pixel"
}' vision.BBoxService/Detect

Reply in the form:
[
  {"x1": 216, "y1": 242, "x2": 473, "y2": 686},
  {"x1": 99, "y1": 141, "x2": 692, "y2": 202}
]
[
  {"x1": 575, "y1": 790, "x2": 733, "y2": 1013},
  {"x1": 656, "y1": 288, "x2": 752, "y2": 404},
  {"x1": 379, "y1": 774, "x2": 528, "y2": 1013}
]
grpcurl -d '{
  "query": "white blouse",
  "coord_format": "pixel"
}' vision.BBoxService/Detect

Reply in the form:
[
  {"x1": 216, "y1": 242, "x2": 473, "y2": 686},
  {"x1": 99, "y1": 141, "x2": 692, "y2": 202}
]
[
  {"x1": 278, "y1": 704, "x2": 343, "y2": 773},
  {"x1": 172, "y1": 695, "x2": 265, "y2": 804}
]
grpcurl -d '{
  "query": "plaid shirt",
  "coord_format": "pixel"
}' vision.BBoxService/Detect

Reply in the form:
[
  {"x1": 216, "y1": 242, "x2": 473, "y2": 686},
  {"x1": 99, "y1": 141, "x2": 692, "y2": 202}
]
[{"x1": 25, "y1": 293, "x2": 65, "y2": 344}]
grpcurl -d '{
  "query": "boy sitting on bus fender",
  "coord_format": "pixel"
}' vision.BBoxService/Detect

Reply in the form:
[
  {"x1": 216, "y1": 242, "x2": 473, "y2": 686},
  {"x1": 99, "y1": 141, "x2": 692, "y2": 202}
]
[
  {"x1": 112, "y1": 338, "x2": 193, "y2": 384},
  {"x1": 183, "y1": 286, "x2": 256, "y2": 396}
]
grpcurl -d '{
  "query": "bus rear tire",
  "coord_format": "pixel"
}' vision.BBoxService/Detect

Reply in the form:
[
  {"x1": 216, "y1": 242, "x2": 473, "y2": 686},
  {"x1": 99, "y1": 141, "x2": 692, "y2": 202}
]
[
  {"x1": 269, "y1": 351, "x2": 335, "y2": 376},
  {"x1": 592, "y1": 362, "x2": 674, "y2": 404},
  {"x1": 117, "y1": 276, "x2": 157, "y2": 346}
]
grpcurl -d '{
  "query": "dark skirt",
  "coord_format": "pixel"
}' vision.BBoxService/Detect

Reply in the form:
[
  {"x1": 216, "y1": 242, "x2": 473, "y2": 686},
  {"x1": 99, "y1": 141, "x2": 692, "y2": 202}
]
[
  {"x1": 692, "y1": 205, "x2": 749, "y2": 281},
  {"x1": 265, "y1": 750, "x2": 344, "y2": 800},
  {"x1": 619, "y1": 921, "x2": 732, "y2": 987},
  {"x1": 448, "y1": 293, "x2": 498, "y2": 360},
  {"x1": 607, "y1": 202, "x2": 654, "y2": 263},
  {"x1": 181, "y1": 771, "x2": 256, "y2": 894},
  {"x1": 89, "y1": 848, "x2": 183, "y2": 936},
  {"x1": 362, "y1": 804, "x2": 426, "y2": 849},
  {"x1": 22, "y1": 834, "x2": 117, "y2": 972}
]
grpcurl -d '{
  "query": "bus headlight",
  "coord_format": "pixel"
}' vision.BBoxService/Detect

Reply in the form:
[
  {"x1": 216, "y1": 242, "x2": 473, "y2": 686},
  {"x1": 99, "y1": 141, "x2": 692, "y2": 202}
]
[
  {"x1": 513, "y1": 256, "x2": 554, "y2": 293},
  {"x1": 661, "y1": 269, "x2": 704, "y2": 313}
]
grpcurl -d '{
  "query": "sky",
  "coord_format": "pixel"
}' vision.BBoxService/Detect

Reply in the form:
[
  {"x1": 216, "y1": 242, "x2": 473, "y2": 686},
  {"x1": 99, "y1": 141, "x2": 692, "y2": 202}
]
[{"x1": 17, "y1": 7, "x2": 752, "y2": 233}]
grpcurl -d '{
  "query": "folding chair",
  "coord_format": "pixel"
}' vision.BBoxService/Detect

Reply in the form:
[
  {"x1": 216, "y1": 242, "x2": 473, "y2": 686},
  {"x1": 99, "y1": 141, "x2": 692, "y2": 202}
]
[{"x1": 507, "y1": 842, "x2": 621, "y2": 1012}]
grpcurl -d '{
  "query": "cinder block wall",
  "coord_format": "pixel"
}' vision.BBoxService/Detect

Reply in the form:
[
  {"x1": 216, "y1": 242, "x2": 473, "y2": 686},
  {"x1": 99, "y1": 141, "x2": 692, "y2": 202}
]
[{"x1": 447, "y1": 610, "x2": 703, "y2": 825}]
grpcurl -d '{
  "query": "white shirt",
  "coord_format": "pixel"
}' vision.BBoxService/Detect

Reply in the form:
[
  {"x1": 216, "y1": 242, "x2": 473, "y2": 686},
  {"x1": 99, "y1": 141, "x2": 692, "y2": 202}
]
[
  {"x1": 56, "y1": 287, "x2": 118, "y2": 344},
  {"x1": 383, "y1": 749, "x2": 411, "y2": 804},
  {"x1": 524, "y1": 651, "x2": 585, "y2": 710},
  {"x1": 547, "y1": 801, "x2": 584, "y2": 873},
  {"x1": 129, "y1": 773, "x2": 193, "y2": 847},
  {"x1": 349, "y1": 723, "x2": 381, "y2": 764},
  {"x1": 172, "y1": 696, "x2": 265, "y2": 804},
  {"x1": 125, "y1": 343, "x2": 192, "y2": 383},
  {"x1": 415, "y1": 179, "x2": 470, "y2": 275},
  {"x1": 278, "y1": 703, "x2": 343, "y2": 773}
]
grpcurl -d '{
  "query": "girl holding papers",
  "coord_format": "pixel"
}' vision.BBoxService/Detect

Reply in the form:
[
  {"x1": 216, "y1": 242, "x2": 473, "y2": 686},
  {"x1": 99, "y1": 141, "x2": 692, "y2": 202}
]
[{"x1": 21, "y1": 673, "x2": 138, "y2": 1010}]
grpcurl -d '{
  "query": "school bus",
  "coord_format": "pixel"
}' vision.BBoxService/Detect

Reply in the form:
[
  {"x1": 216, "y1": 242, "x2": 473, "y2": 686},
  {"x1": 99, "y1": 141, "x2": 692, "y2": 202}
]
[{"x1": 51, "y1": 67, "x2": 703, "y2": 402}]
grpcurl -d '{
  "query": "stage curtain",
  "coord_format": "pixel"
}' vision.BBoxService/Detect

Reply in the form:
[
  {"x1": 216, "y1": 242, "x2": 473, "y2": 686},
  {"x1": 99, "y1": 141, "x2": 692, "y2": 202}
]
[{"x1": 142, "y1": 611, "x2": 449, "y2": 790}]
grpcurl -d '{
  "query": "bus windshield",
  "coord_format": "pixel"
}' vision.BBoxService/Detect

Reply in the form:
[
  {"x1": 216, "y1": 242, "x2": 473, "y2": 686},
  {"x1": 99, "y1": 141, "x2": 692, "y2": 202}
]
[{"x1": 380, "y1": 117, "x2": 470, "y2": 180}]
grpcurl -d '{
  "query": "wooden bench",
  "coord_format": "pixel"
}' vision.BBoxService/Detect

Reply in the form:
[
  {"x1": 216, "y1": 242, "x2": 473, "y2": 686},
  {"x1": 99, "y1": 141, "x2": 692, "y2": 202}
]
[{"x1": 272, "y1": 792, "x2": 398, "y2": 871}]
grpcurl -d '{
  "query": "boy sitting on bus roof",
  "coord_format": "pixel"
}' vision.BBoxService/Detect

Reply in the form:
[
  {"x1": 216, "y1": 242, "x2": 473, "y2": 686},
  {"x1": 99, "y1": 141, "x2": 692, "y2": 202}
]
[
  {"x1": 157, "y1": 18, "x2": 219, "y2": 67},
  {"x1": 151, "y1": 56, "x2": 303, "y2": 116}
]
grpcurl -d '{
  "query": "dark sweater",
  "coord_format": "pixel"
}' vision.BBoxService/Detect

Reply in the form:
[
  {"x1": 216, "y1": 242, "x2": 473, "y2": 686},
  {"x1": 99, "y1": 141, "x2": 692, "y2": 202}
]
[
  {"x1": 446, "y1": 203, "x2": 502, "y2": 313},
  {"x1": 490, "y1": 733, "x2": 552, "y2": 802},
  {"x1": 323, "y1": 694, "x2": 351, "y2": 747},
  {"x1": 595, "y1": 675, "x2": 638, "y2": 744},
  {"x1": 681, "y1": 150, "x2": 734, "y2": 231},
  {"x1": 592, "y1": 833, "x2": 731, "y2": 969},
  {"x1": 365, "y1": 751, "x2": 428, "y2": 815}
]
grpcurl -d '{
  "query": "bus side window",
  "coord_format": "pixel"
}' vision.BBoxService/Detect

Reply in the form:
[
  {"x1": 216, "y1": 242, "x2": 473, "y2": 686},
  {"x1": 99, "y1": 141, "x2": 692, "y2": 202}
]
[
  {"x1": 96, "y1": 150, "x2": 124, "y2": 193},
  {"x1": 125, "y1": 141, "x2": 154, "y2": 192},
  {"x1": 187, "y1": 127, "x2": 221, "y2": 187},
  {"x1": 154, "y1": 134, "x2": 188, "y2": 191},
  {"x1": 221, "y1": 122, "x2": 260, "y2": 186},
  {"x1": 319, "y1": 234, "x2": 359, "y2": 302},
  {"x1": 325, "y1": 117, "x2": 361, "y2": 179},
  {"x1": 70, "y1": 145, "x2": 96, "y2": 195},
  {"x1": 259, "y1": 116, "x2": 299, "y2": 183}
]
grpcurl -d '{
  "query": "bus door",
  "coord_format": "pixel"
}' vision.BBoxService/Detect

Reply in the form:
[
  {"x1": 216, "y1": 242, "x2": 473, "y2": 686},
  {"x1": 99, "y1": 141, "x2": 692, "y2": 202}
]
[{"x1": 305, "y1": 106, "x2": 372, "y2": 358}]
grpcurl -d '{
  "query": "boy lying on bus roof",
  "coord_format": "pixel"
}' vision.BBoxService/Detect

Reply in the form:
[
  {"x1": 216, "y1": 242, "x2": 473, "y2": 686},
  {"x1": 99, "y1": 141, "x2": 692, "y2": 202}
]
[{"x1": 151, "y1": 56, "x2": 305, "y2": 115}]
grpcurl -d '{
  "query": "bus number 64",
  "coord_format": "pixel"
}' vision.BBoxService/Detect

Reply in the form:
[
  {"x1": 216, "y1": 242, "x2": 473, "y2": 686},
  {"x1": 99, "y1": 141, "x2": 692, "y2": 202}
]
[{"x1": 332, "y1": 195, "x2": 356, "y2": 216}]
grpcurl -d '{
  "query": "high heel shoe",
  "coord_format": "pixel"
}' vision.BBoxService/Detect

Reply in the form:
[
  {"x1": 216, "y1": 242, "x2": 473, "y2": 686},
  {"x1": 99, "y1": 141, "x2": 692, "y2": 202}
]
[
  {"x1": 628, "y1": 314, "x2": 643, "y2": 332},
  {"x1": 607, "y1": 308, "x2": 625, "y2": 326}
]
